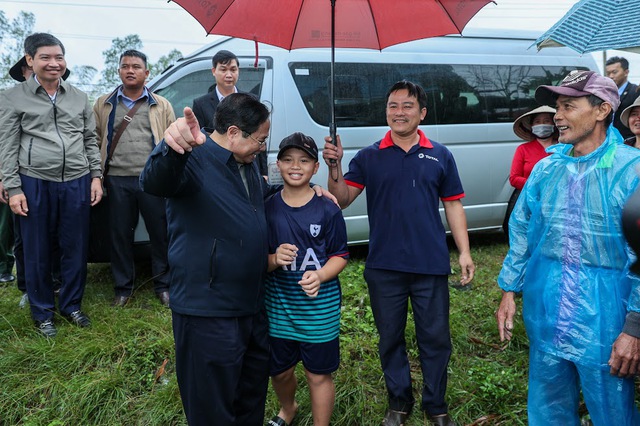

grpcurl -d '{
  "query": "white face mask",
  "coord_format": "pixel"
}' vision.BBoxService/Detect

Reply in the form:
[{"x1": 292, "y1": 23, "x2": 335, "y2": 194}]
[{"x1": 531, "y1": 124, "x2": 554, "y2": 139}]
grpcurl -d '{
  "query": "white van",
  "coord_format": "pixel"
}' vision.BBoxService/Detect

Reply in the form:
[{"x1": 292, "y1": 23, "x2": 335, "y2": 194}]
[{"x1": 88, "y1": 29, "x2": 597, "y2": 260}]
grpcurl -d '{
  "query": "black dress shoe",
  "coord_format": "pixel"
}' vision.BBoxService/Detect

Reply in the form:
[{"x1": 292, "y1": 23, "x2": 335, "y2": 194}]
[
  {"x1": 64, "y1": 310, "x2": 91, "y2": 327},
  {"x1": 0, "y1": 273, "x2": 16, "y2": 283},
  {"x1": 35, "y1": 319, "x2": 57, "y2": 338},
  {"x1": 428, "y1": 414, "x2": 457, "y2": 426},
  {"x1": 156, "y1": 291, "x2": 170, "y2": 308},
  {"x1": 382, "y1": 409, "x2": 409, "y2": 426},
  {"x1": 113, "y1": 295, "x2": 130, "y2": 307}
]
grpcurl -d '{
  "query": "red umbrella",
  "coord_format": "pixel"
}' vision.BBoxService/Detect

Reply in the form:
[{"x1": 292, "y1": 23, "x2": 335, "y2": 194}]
[{"x1": 170, "y1": 0, "x2": 494, "y2": 140}]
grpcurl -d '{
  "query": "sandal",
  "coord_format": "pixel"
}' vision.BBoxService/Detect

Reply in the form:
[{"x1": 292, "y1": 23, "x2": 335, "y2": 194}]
[{"x1": 266, "y1": 414, "x2": 296, "y2": 426}]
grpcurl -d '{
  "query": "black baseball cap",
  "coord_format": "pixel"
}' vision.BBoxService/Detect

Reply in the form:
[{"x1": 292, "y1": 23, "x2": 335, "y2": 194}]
[{"x1": 277, "y1": 132, "x2": 318, "y2": 161}]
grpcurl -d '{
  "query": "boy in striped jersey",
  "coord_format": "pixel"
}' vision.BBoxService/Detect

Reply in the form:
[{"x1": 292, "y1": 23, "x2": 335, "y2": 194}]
[{"x1": 265, "y1": 133, "x2": 349, "y2": 426}]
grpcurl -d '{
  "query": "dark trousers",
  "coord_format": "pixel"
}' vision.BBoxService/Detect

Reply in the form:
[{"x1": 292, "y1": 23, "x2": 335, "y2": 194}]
[
  {"x1": 14, "y1": 213, "x2": 62, "y2": 293},
  {"x1": 502, "y1": 188, "x2": 521, "y2": 242},
  {"x1": 19, "y1": 174, "x2": 91, "y2": 322},
  {"x1": 0, "y1": 202, "x2": 14, "y2": 275},
  {"x1": 105, "y1": 176, "x2": 169, "y2": 296},
  {"x1": 364, "y1": 267, "x2": 451, "y2": 416},
  {"x1": 172, "y1": 310, "x2": 270, "y2": 426},
  {"x1": 13, "y1": 216, "x2": 24, "y2": 292}
]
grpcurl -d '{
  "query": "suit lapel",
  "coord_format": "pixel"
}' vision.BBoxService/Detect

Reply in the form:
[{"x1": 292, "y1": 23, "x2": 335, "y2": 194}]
[{"x1": 621, "y1": 83, "x2": 638, "y2": 104}]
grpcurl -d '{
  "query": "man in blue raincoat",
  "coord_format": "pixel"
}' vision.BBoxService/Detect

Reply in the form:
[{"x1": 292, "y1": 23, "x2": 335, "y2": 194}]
[{"x1": 496, "y1": 70, "x2": 640, "y2": 425}]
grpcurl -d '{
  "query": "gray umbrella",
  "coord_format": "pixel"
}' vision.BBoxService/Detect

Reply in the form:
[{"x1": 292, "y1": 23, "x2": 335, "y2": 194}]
[{"x1": 535, "y1": 0, "x2": 640, "y2": 54}]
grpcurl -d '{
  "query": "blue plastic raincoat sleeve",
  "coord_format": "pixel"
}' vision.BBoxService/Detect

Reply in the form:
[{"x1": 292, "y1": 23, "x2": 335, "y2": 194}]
[{"x1": 497, "y1": 173, "x2": 536, "y2": 293}]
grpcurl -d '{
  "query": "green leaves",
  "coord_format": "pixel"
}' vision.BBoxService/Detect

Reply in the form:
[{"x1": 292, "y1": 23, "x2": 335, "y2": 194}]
[{"x1": 0, "y1": 11, "x2": 35, "y2": 89}]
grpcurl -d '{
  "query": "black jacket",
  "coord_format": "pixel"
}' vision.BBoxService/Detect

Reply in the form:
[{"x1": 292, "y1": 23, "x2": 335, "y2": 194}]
[
  {"x1": 192, "y1": 89, "x2": 221, "y2": 130},
  {"x1": 140, "y1": 131, "x2": 277, "y2": 317},
  {"x1": 192, "y1": 87, "x2": 268, "y2": 175}
]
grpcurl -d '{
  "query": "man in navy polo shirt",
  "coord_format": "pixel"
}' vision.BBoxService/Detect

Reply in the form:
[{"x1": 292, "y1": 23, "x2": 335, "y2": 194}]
[{"x1": 323, "y1": 80, "x2": 475, "y2": 426}]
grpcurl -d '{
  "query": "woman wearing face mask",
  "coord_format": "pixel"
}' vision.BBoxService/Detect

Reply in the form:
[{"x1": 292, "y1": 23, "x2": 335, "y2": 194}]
[{"x1": 503, "y1": 106, "x2": 558, "y2": 238}]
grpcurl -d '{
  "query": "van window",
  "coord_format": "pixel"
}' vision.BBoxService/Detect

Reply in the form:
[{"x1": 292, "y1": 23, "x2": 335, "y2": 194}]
[
  {"x1": 289, "y1": 63, "x2": 586, "y2": 126},
  {"x1": 155, "y1": 66, "x2": 266, "y2": 117}
]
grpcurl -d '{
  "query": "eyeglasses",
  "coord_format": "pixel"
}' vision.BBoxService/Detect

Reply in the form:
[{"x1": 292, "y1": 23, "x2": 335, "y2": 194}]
[{"x1": 242, "y1": 130, "x2": 267, "y2": 147}]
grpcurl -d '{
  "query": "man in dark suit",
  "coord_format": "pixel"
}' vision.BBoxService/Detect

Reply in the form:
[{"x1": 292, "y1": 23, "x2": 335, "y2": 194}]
[
  {"x1": 606, "y1": 56, "x2": 640, "y2": 140},
  {"x1": 192, "y1": 50, "x2": 268, "y2": 175}
]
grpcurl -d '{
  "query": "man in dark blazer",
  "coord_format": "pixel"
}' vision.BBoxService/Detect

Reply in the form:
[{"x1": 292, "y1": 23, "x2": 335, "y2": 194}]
[
  {"x1": 192, "y1": 50, "x2": 268, "y2": 175},
  {"x1": 606, "y1": 56, "x2": 640, "y2": 140}
]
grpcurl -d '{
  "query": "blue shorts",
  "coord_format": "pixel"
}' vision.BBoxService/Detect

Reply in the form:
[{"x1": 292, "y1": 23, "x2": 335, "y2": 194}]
[{"x1": 269, "y1": 336, "x2": 340, "y2": 376}]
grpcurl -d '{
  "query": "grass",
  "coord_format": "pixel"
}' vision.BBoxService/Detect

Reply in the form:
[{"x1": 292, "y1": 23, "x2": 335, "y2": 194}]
[{"x1": 0, "y1": 232, "x2": 534, "y2": 425}]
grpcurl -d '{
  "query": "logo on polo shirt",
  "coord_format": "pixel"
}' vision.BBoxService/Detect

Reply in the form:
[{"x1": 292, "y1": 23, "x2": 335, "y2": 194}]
[
  {"x1": 418, "y1": 153, "x2": 439, "y2": 162},
  {"x1": 310, "y1": 224, "x2": 321, "y2": 237}
]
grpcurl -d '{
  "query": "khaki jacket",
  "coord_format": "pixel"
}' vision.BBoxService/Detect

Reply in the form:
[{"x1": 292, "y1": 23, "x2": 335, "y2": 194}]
[{"x1": 93, "y1": 86, "x2": 175, "y2": 173}]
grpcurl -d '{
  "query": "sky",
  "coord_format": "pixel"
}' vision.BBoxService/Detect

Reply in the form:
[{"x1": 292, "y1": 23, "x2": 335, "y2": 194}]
[{"x1": 1, "y1": 0, "x2": 639, "y2": 82}]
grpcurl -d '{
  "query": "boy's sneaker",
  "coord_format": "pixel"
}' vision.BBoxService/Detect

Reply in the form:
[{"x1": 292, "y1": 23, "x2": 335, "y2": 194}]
[{"x1": 36, "y1": 320, "x2": 57, "y2": 338}]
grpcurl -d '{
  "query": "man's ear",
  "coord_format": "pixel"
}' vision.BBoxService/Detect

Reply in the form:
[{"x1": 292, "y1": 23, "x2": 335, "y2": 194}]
[
  {"x1": 598, "y1": 102, "x2": 613, "y2": 121},
  {"x1": 227, "y1": 125, "x2": 242, "y2": 137},
  {"x1": 227, "y1": 125, "x2": 245, "y2": 145}
]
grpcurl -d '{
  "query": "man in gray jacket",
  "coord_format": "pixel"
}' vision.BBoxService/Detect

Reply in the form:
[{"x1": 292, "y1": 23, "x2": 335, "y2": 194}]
[{"x1": 0, "y1": 33, "x2": 103, "y2": 338}]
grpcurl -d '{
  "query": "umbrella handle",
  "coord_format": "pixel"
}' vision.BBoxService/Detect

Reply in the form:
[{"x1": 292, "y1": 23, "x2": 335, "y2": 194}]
[{"x1": 329, "y1": 122, "x2": 337, "y2": 164}]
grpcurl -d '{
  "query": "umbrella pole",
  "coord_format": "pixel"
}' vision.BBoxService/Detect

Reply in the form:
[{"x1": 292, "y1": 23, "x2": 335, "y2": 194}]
[{"x1": 330, "y1": 0, "x2": 337, "y2": 150}]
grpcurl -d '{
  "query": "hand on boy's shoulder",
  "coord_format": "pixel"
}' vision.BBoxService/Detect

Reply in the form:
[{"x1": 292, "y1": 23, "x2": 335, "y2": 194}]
[{"x1": 313, "y1": 185, "x2": 339, "y2": 207}]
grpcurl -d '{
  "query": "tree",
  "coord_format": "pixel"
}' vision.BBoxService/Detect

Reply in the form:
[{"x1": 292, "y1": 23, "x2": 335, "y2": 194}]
[
  {"x1": 96, "y1": 35, "x2": 182, "y2": 95},
  {"x1": 70, "y1": 65, "x2": 99, "y2": 101},
  {"x1": 96, "y1": 34, "x2": 143, "y2": 94},
  {"x1": 149, "y1": 49, "x2": 183, "y2": 80},
  {"x1": 0, "y1": 11, "x2": 35, "y2": 88},
  {"x1": 0, "y1": 19, "x2": 183, "y2": 98}
]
